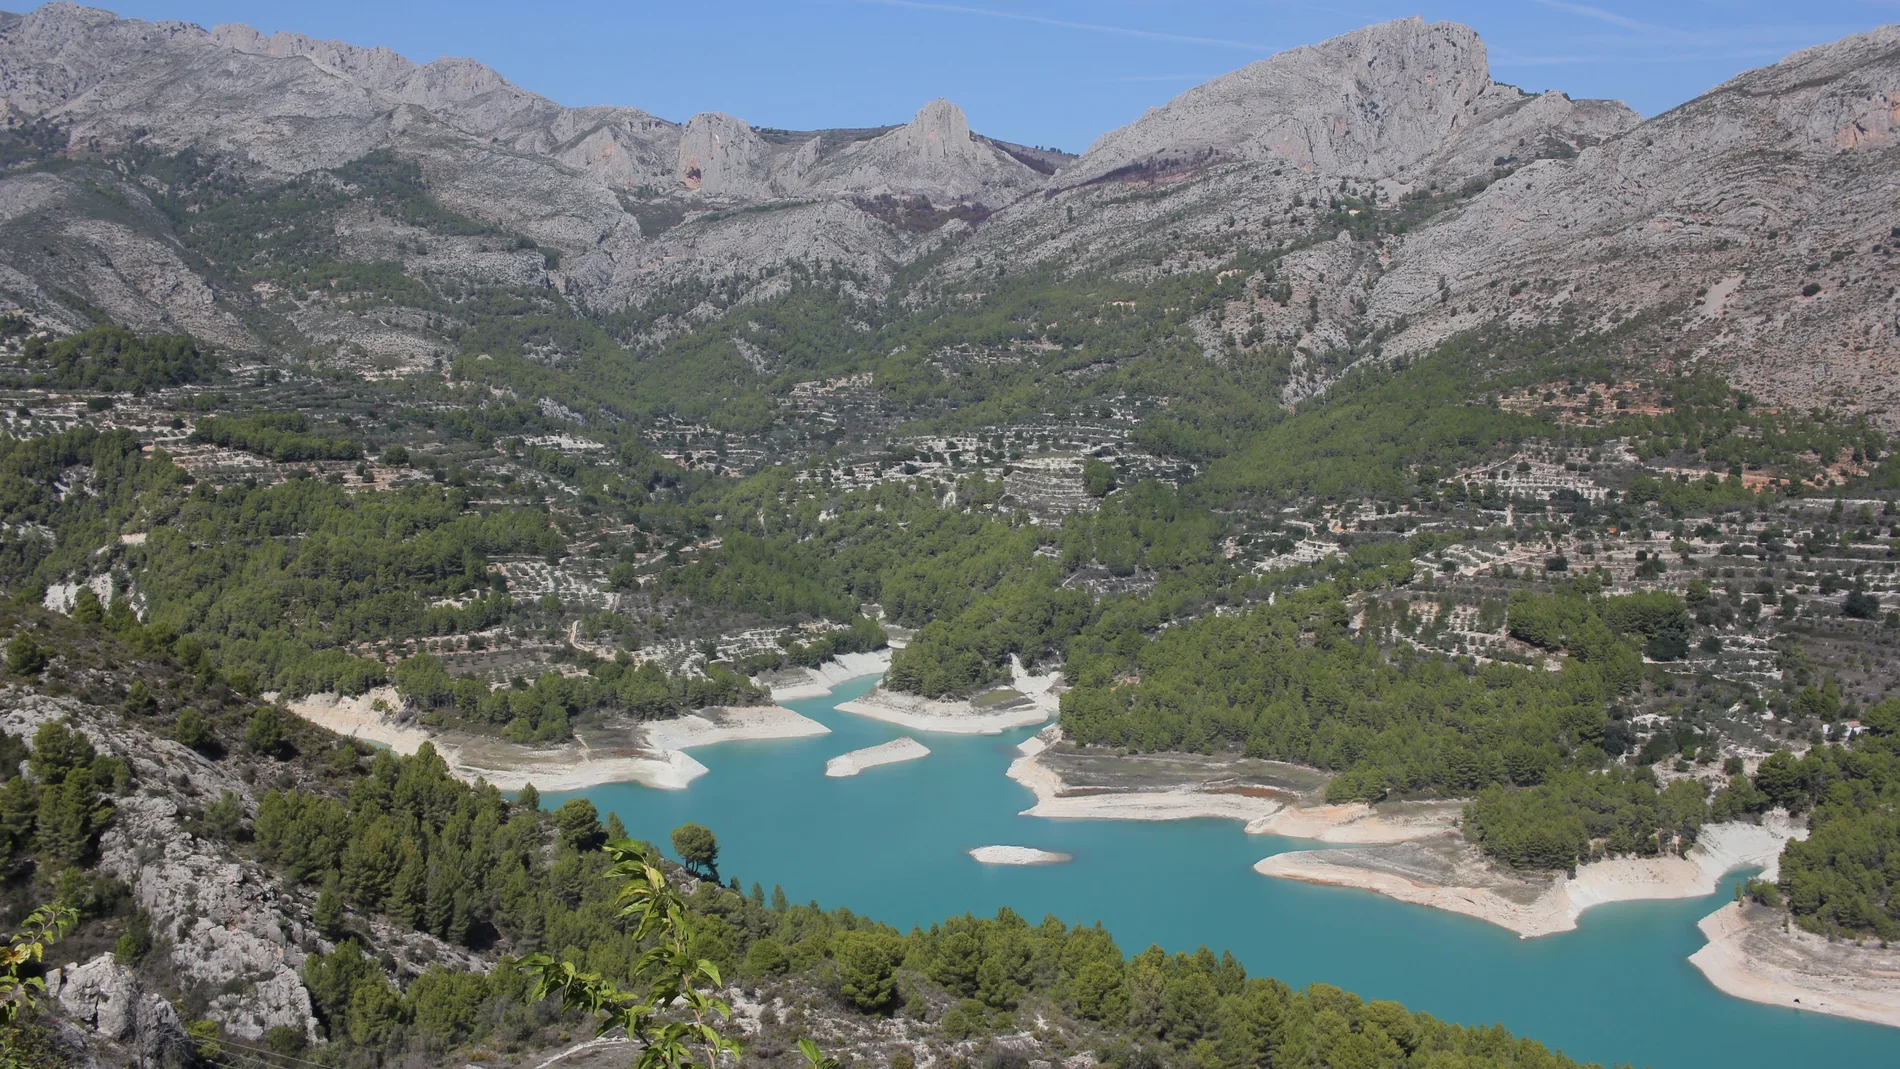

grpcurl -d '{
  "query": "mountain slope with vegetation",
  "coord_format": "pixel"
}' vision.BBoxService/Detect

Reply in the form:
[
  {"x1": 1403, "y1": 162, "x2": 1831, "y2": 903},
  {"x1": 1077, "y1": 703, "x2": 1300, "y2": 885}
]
[
  {"x1": 0, "y1": 0, "x2": 1896, "y2": 1057},
  {"x1": 0, "y1": 5, "x2": 1893, "y2": 424},
  {"x1": 0, "y1": 606, "x2": 1618, "y2": 1069}
]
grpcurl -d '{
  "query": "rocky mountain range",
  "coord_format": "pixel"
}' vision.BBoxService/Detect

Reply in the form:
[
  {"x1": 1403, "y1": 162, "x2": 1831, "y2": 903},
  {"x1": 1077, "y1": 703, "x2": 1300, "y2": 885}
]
[{"x1": 0, "y1": 2, "x2": 1896, "y2": 419}]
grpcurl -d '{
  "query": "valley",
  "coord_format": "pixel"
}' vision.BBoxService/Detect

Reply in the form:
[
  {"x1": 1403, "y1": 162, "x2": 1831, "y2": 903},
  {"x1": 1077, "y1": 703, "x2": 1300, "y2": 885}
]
[{"x1": 0, "y1": 4, "x2": 1898, "y2": 1068}]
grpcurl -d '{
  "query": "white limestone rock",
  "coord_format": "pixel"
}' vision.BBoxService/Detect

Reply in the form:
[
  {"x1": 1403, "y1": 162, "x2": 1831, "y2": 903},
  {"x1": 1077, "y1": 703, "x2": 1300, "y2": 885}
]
[{"x1": 49, "y1": 953, "x2": 190, "y2": 1064}]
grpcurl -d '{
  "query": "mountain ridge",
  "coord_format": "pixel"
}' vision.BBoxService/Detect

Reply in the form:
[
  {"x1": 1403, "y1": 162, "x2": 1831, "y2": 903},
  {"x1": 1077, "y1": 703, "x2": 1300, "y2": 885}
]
[{"x1": 0, "y1": 3, "x2": 1894, "y2": 422}]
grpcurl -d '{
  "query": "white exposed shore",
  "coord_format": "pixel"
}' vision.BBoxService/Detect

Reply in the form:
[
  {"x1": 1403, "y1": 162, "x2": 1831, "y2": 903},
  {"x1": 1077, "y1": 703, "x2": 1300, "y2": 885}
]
[
  {"x1": 1246, "y1": 801, "x2": 1463, "y2": 843},
  {"x1": 453, "y1": 746, "x2": 710, "y2": 793},
  {"x1": 969, "y1": 846, "x2": 1073, "y2": 865},
  {"x1": 1689, "y1": 902, "x2": 1900, "y2": 1030},
  {"x1": 765, "y1": 650, "x2": 894, "y2": 701},
  {"x1": 825, "y1": 737, "x2": 931, "y2": 777},
  {"x1": 1254, "y1": 817, "x2": 1805, "y2": 939},
  {"x1": 644, "y1": 705, "x2": 831, "y2": 750},
  {"x1": 1008, "y1": 730, "x2": 1283, "y2": 821},
  {"x1": 286, "y1": 687, "x2": 429, "y2": 751},
  {"x1": 836, "y1": 657, "x2": 1061, "y2": 735},
  {"x1": 284, "y1": 690, "x2": 823, "y2": 792},
  {"x1": 1006, "y1": 728, "x2": 1458, "y2": 841}
]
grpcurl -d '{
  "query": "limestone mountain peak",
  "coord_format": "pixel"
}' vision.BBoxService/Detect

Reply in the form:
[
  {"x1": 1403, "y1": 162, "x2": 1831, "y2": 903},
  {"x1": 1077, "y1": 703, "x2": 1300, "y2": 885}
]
[
  {"x1": 896, "y1": 98, "x2": 977, "y2": 162},
  {"x1": 676, "y1": 111, "x2": 772, "y2": 197},
  {"x1": 1064, "y1": 17, "x2": 1633, "y2": 186}
]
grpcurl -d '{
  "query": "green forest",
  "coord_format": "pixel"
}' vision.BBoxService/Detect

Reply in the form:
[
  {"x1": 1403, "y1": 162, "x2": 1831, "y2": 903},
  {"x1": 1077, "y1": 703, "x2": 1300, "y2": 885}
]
[
  {"x1": 10, "y1": 325, "x2": 216, "y2": 392},
  {"x1": 1760, "y1": 700, "x2": 1900, "y2": 939},
  {"x1": 0, "y1": 135, "x2": 1895, "y2": 1064},
  {"x1": 0, "y1": 611, "x2": 1618, "y2": 1068}
]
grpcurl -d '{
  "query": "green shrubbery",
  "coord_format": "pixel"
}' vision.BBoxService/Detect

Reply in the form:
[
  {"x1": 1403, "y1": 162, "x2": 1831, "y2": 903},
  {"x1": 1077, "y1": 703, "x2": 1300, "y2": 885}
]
[
  {"x1": 1062, "y1": 582, "x2": 1624, "y2": 803},
  {"x1": 1768, "y1": 701, "x2": 1900, "y2": 938},
  {"x1": 392, "y1": 654, "x2": 765, "y2": 742},
  {"x1": 1463, "y1": 769, "x2": 1712, "y2": 870},
  {"x1": 188, "y1": 412, "x2": 363, "y2": 462},
  {"x1": 15, "y1": 325, "x2": 214, "y2": 392}
]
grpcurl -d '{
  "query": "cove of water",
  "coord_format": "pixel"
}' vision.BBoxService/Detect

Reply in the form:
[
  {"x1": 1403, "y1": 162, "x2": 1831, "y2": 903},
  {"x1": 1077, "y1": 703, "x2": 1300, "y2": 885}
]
[{"x1": 545, "y1": 676, "x2": 1897, "y2": 1069}]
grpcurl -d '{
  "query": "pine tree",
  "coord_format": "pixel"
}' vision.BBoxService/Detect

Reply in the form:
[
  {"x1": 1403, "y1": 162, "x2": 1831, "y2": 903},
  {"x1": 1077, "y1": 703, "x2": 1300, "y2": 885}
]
[
  {"x1": 26, "y1": 722, "x2": 93, "y2": 785},
  {"x1": 930, "y1": 931, "x2": 981, "y2": 997},
  {"x1": 70, "y1": 590, "x2": 103, "y2": 628},
  {"x1": 388, "y1": 845, "x2": 426, "y2": 929},
  {"x1": 342, "y1": 819, "x2": 403, "y2": 910},
  {"x1": 312, "y1": 876, "x2": 345, "y2": 938},
  {"x1": 0, "y1": 775, "x2": 38, "y2": 859},
  {"x1": 245, "y1": 706, "x2": 286, "y2": 757},
  {"x1": 36, "y1": 768, "x2": 108, "y2": 866},
  {"x1": 5, "y1": 635, "x2": 46, "y2": 678}
]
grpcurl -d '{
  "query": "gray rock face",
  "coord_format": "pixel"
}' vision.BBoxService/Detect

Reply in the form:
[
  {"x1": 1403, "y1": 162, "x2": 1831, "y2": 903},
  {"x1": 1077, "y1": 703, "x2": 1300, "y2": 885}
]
[
  {"x1": 676, "y1": 112, "x2": 774, "y2": 198},
  {"x1": 1366, "y1": 22, "x2": 1900, "y2": 417},
  {"x1": 0, "y1": 169, "x2": 254, "y2": 344},
  {"x1": 0, "y1": 3, "x2": 1894, "y2": 419},
  {"x1": 3, "y1": 690, "x2": 319, "y2": 1043},
  {"x1": 1060, "y1": 18, "x2": 1636, "y2": 187},
  {"x1": 5, "y1": 684, "x2": 493, "y2": 1049},
  {"x1": 210, "y1": 22, "x2": 416, "y2": 92},
  {"x1": 49, "y1": 953, "x2": 190, "y2": 1063},
  {"x1": 0, "y1": 2, "x2": 1051, "y2": 322},
  {"x1": 798, "y1": 99, "x2": 1044, "y2": 201}
]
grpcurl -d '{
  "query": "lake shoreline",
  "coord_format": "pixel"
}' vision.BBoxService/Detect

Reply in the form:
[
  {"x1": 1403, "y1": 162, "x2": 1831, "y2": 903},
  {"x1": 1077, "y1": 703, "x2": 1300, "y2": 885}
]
[
  {"x1": 1002, "y1": 724, "x2": 1898, "y2": 1030},
  {"x1": 291, "y1": 683, "x2": 1900, "y2": 1035},
  {"x1": 834, "y1": 656, "x2": 1062, "y2": 735},
  {"x1": 1253, "y1": 816, "x2": 1803, "y2": 939},
  {"x1": 1006, "y1": 727, "x2": 1286, "y2": 822},
  {"x1": 284, "y1": 687, "x2": 827, "y2": 792},
  {"x1": 1006, "y1": 726, "x2": 1465, "y2": 842},
  {"x1": 763, "y1": 650, "x2": 894, "y2": 702},
  {"x1": 1689, "y1": 901, "x2": 1900, "y2": 1030}
]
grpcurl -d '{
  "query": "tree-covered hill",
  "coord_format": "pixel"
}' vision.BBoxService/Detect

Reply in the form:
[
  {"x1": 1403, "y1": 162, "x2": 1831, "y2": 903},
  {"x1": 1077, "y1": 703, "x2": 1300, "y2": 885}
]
[{"x1": 0, "y1": 606, "x2": 1621, "y2": 1068}]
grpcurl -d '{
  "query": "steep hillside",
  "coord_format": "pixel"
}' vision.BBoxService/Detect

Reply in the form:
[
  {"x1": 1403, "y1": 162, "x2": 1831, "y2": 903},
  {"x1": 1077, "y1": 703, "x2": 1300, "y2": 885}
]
[
  {"x1": 0, "y1": 2, "x2": 1048, "y2": 328},
  {"x1": 956, "y1": 21, "x2": 1900, "y2": 418},
  {"x1": 2, "y1": 6, "x2": 1900, "y2": 1057},
  {"x1": 1368, "y1": 25, "x2": 1900, "y2": 417},
  {"x1": 1057, "y1": 18, "x2": 1636, "y2": 187},
  {"x1": 0, "y1": 4, "x2": 1894, "y2": 424}
]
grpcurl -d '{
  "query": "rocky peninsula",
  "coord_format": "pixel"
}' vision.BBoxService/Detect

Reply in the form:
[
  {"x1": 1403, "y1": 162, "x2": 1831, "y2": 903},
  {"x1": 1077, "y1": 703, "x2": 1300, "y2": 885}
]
[
  {"x1": 1006, "y1": 726, "x2": 1460, "y2": 841},
  {"x1": 1252, "y1": 815, "x2": 1802, "y2": 938},
  {"x1": 286, "y1": 687, "x2": 827, "y2": 791},
  {"x1": 836, "y1": 656, "x2": 1061, "y2": 735},
  {"x1": 1690, "y1": 902, "x2": 1900, "y2": 1029}
]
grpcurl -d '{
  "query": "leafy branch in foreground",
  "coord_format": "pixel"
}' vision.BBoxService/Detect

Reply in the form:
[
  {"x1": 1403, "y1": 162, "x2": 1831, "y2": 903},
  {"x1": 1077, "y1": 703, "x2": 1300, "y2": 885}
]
[
  {"x1": 516, "y1": 841, "x2": 749, "y2": 1069},
  {"x1": 1, "y1": 904, "x2": 79, "y2": 1069},
  {"x1": 797, "y1": 1037, "x2": 840, "y2": 1069}
]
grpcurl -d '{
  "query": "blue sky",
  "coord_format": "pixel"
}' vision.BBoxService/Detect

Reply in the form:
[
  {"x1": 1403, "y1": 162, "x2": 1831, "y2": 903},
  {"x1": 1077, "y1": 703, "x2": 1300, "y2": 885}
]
[{"x1": 90, "y1": 0, "x2": 1900, "y2": 151}]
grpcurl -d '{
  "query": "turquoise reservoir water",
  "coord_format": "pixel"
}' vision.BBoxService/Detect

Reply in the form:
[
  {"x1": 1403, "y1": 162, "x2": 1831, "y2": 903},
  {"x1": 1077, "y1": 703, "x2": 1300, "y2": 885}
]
[{"x1": 546, "y1": 676, "x2": 1897, "y2": 1068}]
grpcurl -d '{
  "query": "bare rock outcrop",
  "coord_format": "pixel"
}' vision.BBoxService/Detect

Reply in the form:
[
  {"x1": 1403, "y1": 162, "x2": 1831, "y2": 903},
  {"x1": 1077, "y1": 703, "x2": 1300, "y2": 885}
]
[
  {"x1": 796, "y1": 99, "x2": 1045, "y2": 201},
  {"x1": 0, "y1": 169, "x2": 254, "y2": 346},
  {"x1": 1059, "y1": 18, "x2": 1636, "y2": 188},
  {"x1": 0, "y1": 3, "x2": 1896, "y2": 422},
  {"x1": 676, "y1": 112, "x2": 774, "y2": 198},
  {"x1": 3, "y1": 691, "x2": 318, "y2": 1043},
  {"x1": 1368, "y1": 22, "x2": 1900, "y2": 419},
  {"x1": 48, "y1": 954, "x2": 192, "y2": 1065}
]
